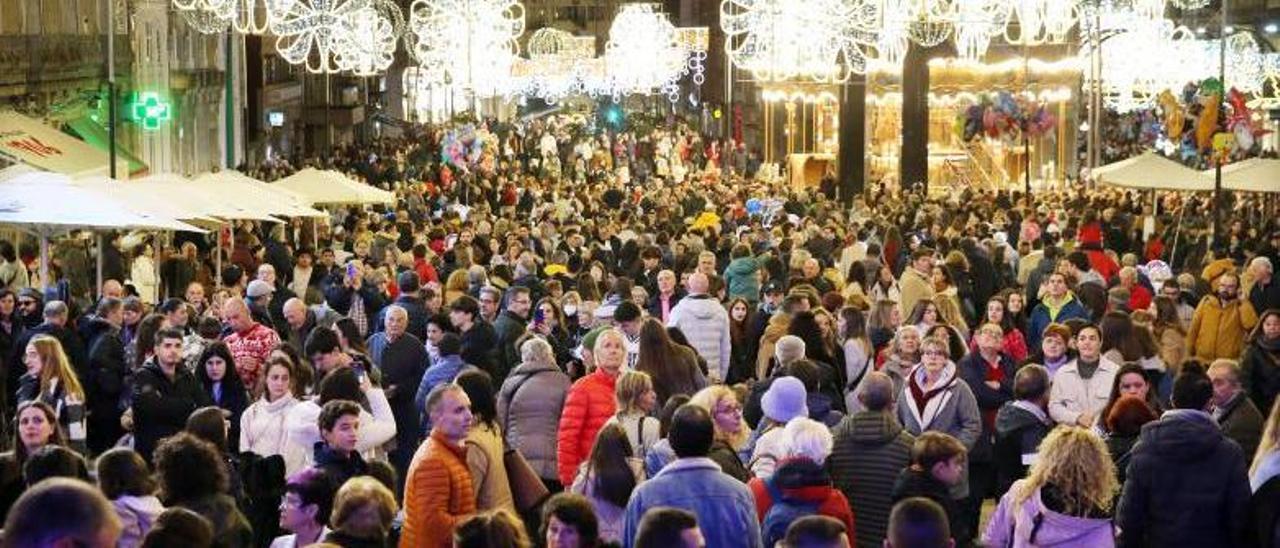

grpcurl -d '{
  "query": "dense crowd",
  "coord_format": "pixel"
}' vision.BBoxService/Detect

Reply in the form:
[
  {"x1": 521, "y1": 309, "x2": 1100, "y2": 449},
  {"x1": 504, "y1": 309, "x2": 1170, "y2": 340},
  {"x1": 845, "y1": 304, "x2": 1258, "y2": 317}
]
[{"x1": 0, "y1": 113, "x2": 1279, "y2": 548}]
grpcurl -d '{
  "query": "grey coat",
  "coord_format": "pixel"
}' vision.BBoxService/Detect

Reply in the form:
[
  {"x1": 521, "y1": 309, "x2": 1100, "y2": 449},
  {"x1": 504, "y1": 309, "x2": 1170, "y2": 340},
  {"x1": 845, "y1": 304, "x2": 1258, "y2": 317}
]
[
  {"x1": 497, "y1": 361, "x2": 571, "y2": 481},
  {"x1": 896, "y1": 364, "x2": 982, "y2": 498}
]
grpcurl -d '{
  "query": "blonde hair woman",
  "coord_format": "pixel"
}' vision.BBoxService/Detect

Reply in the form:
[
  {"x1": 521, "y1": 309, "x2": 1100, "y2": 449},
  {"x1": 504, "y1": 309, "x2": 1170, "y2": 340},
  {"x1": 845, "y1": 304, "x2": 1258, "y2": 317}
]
[
  {"x1": 1250, "y1": 399, "x2": 1280, "y2": 492},
  {"x1": 19, "y1": 335, "x2": 87, "y2": 454},
  {"x1": 604, "y1": 371, "x2": 660, "y2": 460},
  {"x1": 689, "y1": 385, "x2": 752, "y2": 482},
  {"x1": 983, "y1": 426, "x2": 1118, "y2": 547}
]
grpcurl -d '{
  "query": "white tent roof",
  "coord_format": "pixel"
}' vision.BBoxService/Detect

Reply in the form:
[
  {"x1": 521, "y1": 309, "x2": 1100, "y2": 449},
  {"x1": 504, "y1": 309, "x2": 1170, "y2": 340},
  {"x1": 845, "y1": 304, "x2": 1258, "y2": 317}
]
[
  {"x1": 272, "y1": 168, "x2": 396, "y2": 205},
  {"x1": 1093, "y1": 152, "x2": 1215, "y2": 191},
  {"x1": 75, "y1": 175, "x2": 222, "y2": 224},
  {"x1": 1216, "y1": 158, "x2": 1280, "y2": 193},
  {"x1": 0, "y1": 170, "x2": 201, "y2": 234},
  {"x1": 191, "y1": 171, "x2": 327, "y2": 218},
  {"x1": 0, "y1": 111, "x2": 128, "y2": 178}
]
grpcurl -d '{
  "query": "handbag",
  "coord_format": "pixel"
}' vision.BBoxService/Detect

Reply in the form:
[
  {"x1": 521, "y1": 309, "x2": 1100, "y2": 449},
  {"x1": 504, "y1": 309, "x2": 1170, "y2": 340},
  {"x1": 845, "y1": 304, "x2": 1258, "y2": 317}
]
[
  {"x1": 500, "y1": 370, "x2": 551, "y2": 512},
  {"x1": 504, "y1": 445, "x2": 549, "y2": 512}
]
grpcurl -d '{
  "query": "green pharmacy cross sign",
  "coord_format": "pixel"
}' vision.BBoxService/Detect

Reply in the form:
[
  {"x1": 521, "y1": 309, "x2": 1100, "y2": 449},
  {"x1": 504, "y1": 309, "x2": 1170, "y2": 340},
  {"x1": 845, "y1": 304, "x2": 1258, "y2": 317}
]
[{"x1": 131, "y1": 92, "x2": 171, "y2": 130}]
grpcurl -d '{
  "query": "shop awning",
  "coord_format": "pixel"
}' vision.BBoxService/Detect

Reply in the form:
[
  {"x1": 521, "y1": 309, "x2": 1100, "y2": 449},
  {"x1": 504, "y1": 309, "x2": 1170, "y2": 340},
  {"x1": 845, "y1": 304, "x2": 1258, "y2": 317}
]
[
  {"x1": 1216, "y1": 158, "x2": 1280, "y2": 193},
  {"x1": 65, "y1": 116, "x2": 149, "y2": 176},
  {"x1": 1093, "y1": 152, "x2": 1214, "y2": 191},
  {"x1": 272, "y1": 168, "x2": 396, "y2": 205},
  {"x1": 0, "y1": 111, "x2": 130, "y2": 178}
]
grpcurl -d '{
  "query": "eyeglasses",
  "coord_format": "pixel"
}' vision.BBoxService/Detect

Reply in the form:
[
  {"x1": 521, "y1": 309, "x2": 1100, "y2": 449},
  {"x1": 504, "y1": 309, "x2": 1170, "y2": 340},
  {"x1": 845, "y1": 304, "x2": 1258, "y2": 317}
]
[
  {"x1": 715, "y1": 404, "x2": 742, "y2": 415},
  {"x1": 922, "y1": 349, "x2": 947, "y2": 356}
]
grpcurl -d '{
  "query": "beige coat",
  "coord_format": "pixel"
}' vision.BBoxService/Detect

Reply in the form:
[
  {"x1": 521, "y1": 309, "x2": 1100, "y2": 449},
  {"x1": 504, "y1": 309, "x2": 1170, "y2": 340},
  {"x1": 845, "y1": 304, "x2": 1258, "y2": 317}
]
[{"x1": 899, "y1": 267, "x2": 935, "y2": 317}]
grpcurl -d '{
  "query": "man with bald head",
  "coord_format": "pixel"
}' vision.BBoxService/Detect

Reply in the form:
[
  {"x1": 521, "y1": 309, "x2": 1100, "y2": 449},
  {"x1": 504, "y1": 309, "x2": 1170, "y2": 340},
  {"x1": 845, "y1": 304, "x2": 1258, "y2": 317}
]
[
  {"x1": 647, "y1": 269, "x2": 685, "y2": 324},
  {"x1": 367, "y1": 304, "x2": 427, "y2": 483},
  {"x1": 667, "y1": 272, "x2": 731, "y2": 383},
  {"x1": 281, "y1": 297, "x2": 341, "y2": 355},
  {"x1": 222, "y1": 297, "x2": 281, "y2": 390},
  {"x1": 100, "y1": 279, "x2": 124, "y2": 301}
]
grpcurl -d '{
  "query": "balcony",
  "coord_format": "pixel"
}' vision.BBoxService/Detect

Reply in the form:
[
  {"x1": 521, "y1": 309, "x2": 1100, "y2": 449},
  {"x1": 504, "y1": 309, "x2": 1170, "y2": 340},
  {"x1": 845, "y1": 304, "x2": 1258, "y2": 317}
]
[{"x1": 0, "y1": 34, "x2": 132, "y2": 96}]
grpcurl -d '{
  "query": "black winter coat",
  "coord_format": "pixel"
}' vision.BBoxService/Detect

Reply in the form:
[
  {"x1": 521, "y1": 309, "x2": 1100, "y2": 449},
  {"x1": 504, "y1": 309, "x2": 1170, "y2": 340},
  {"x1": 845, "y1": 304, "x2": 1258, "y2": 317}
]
[
  {"x1": 1117, "y1": 410, "x2": 1251, "y2": 548},
  {"x1": 131, "y1": 360, "x2": 212, "y2": 461},
  {"x1": 956, "y1": 352, "x2": 1016, "y2": 463},
  {"x1": 84, "y1": 317, "x2": 126, "y2": 453},
  {"x1": 1243, "y1": 338, "x2": 1280, "y2": 418}
]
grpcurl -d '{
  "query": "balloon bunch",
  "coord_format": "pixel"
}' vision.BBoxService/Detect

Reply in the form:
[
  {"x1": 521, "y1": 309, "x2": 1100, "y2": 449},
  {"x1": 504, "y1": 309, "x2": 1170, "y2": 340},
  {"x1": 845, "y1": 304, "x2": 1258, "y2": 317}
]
[
  {"x1": 1159, "y1": 79, "x2": 1268, "y2": 164},
  {"x1": 439, "y1": 124, "x2": 488, "y2": 172},
  {"x1": 959, "y1": 92, "x2": 1058, "y2": 142}
]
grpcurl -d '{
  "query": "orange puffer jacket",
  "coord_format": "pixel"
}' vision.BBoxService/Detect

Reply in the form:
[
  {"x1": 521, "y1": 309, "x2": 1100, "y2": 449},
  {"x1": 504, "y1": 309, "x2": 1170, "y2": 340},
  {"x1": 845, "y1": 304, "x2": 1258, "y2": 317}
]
[
  {"x1": 557, "y1": 368, "x2": 620, "y2": 485},
  {"x1": 401, "y1": 431, "x2": 476, "y2": 548}
]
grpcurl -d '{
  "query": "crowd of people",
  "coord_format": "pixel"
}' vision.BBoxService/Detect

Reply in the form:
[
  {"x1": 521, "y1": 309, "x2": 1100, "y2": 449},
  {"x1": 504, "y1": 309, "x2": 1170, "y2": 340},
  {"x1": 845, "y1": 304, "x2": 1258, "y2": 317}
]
[{"x1": 0, "y1": 111, "x2": 1279, "y2": 548}]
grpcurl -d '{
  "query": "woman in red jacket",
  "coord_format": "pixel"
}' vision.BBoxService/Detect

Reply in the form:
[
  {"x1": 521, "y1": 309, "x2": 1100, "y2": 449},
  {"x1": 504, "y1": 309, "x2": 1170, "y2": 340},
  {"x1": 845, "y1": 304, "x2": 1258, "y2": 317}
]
[
  {"x1": 557, "y1": 329, "x2": 626, "y2": 486},
  {"x1": 748, "y1": 417, "x2": 856, "y2": 545}
]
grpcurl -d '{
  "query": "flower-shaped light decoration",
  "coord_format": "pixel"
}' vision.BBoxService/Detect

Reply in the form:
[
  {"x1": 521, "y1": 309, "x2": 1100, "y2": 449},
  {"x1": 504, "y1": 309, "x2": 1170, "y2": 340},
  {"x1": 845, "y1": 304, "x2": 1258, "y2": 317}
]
[
  {"x1": 604, "y1": 4, "x2": 686, "y2": 100},
  {"x1": 951, "y1": 0, "x2": 1009, "y2": 61},
  {"x1": 231, "y1": 0, "x2": 274, "y2": 34},
  {"x1": 721, "y1": 0, "x2": 880, "y2": 83},
  {"x1": 876, "y1": 0, "x2": 950, "y2": 66},
  {"x1": 407, "y1": 0, "x2": 526, "y2": 98},
  {"x1": 333, "y1": 0, "x2": 403, "y2": 75},
  {"x1": 270, "y1": 0, "x2": 371, "y2": 73}
]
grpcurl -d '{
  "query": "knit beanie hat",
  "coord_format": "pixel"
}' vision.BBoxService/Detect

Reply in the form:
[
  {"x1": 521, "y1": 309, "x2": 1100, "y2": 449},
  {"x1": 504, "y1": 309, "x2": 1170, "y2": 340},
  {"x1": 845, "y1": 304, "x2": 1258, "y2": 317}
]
[{"x1": 762, "y1": 376, "x2": 809, "y2": 424}]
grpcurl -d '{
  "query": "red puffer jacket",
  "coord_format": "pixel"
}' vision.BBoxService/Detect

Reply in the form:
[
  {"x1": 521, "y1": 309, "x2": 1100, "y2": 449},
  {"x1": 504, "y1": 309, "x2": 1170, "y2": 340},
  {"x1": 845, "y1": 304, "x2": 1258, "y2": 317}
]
[
  {"x1": 556, "y1": 368, "x2": 619, "y2": 485},
  {"x1": 749, "y1": 457, "x2": 857, "y2": 541}
]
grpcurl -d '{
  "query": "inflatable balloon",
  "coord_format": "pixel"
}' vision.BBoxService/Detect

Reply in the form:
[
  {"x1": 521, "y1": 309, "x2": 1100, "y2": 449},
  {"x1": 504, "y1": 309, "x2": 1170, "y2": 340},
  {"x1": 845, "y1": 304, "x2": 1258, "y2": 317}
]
[
  {"x1": 1196, "y1": 93, "x2": 1220, "y2": 151},
  {"x1": 1157, "y1": 90, "x2": 1185, "y2": 141}
]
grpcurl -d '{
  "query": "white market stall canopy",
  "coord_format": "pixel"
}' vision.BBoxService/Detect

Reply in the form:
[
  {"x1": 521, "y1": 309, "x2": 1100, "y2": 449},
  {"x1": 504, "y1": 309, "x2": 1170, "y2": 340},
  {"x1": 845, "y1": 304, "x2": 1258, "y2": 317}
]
[
  {"x1": 192, "y1": 171, "x2": 327, "y2": 218},
  {"x1": 129, "y1": 173, "x2": 280, "y2": 222},
  {"x1": 1093, "y1": 152, "x2": 1214, "y2": 191},
  {"x1": 272, "y1": 168, "x2": 396, "y2": 206},
  {"x1": 0, "y1": 111, "x2": 129, "y2": 178},
  {"x1": 1216, "y1": 158, "x2": 1280, "y2": 193},
  {"x1": 0, "y1": 170, "x2": 201, "y2": 234}
]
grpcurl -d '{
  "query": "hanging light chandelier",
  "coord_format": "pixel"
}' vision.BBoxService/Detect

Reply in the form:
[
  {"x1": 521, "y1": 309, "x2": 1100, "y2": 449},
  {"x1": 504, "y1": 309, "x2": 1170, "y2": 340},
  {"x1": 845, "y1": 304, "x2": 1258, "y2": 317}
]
[
  {"x1": 603, "y1": 4, "x2": 686, "y2": 99},
  {"x1": 1003, "y1": 0, "x2": 1078, "y2": 45}
]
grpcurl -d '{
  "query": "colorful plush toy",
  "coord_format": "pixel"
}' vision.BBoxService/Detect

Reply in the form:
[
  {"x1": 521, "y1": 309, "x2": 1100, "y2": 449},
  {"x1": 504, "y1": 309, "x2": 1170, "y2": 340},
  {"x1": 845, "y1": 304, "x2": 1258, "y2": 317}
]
[{"x1": 1157, "y1": 90, "x2": 1185, "y2": 141}]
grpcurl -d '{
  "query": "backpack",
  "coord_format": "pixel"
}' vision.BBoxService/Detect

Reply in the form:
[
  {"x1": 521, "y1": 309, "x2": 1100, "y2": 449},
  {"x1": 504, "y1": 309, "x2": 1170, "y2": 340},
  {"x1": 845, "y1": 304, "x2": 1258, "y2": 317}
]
[{"x1": 761, "y1": 476, "x2": 821, "y2": 547}]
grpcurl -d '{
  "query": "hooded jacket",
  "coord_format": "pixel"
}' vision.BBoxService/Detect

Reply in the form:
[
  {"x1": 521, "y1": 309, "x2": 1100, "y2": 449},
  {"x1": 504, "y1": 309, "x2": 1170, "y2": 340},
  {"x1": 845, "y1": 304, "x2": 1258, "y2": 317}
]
[
  {"x1": 829, "y1": 411, "x2": 914, "y2": 548},
  {"x1": 724, "y1": 256, "x2": 762, "y2": 302},
  {"x1": 113, "y1": 494, "x2": 165, "y2": 548},
  {"x1": 993, "y1": 401, "x2": 1052, "y2": 497},
  {"x1": 984, "y1": 481, "x2": 1115, "y2": 548},
  {"x1": 84, "y1": 316, "x2": 126, "y2": 452},
  {"x1": 667, "y1": 294, "x2": 732, "y2": 382},
  {"x1": 1187, "y1": 295, "x2": 1258, "y2": 362},
  {"x1": 897, "y1": 363, "x2": 981, "y2": 499},
  {"x1": 1117, "y1": 409, "x2": 1251, "y2": 547},
  {"x1": 748, "y1": 458, "x2": 856, "y2": 543}
]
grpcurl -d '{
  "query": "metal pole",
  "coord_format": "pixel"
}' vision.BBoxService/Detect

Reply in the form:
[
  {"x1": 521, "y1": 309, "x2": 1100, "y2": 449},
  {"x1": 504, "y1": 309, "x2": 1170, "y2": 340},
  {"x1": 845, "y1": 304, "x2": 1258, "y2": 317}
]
[
  {"x1": 1023, "y1": 41, "x2": 1031, "y2": 204},
  {"x1": 1213, "y1": 1, "x2": 1227, "y2": 247},
  {"x1": 96, "y1": 233, "x2": 104, "y2": 298},
  {"x1": 225, "y1": 31, "x2": 235, "y2": 169},
  {"x1": 107, "y1": 0, "x2": 117, "y2": 179}
]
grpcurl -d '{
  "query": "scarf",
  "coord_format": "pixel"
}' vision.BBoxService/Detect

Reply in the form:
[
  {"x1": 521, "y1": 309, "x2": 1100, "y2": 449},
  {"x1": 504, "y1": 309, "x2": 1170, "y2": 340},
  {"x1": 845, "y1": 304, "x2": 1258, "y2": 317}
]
[{"x1": 905, "y1": 364, "x2": 956, "y2": 431}]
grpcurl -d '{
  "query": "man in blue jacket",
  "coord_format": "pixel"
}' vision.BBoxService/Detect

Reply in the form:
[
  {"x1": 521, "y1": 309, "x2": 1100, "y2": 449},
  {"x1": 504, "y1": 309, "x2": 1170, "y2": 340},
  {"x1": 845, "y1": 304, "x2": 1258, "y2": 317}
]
[
  {"x1": 1026, "y1": 272, "x2": 1090, "y2": 350},
  {"x1": 622, "y1": 404, "x2": 763, "y2": 548}
]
